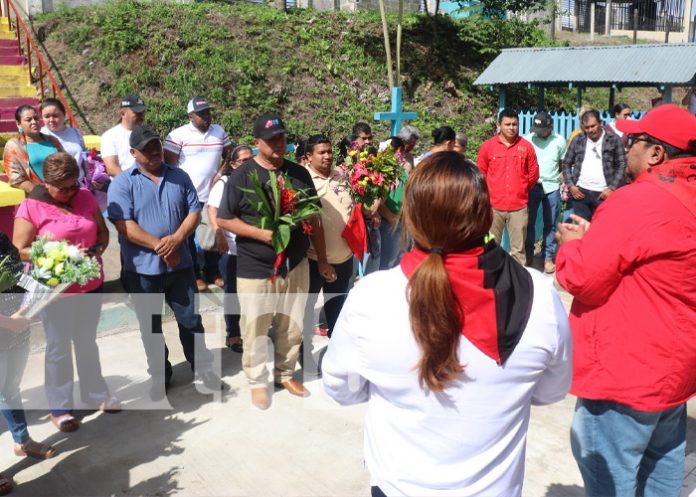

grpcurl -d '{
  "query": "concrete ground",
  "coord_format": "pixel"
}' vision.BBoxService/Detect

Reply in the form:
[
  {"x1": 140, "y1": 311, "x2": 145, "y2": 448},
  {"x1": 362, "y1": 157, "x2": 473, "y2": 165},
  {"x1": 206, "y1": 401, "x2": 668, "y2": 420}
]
[{"x1": 2, "y1": 227, "x2": 695, "y2": 496}]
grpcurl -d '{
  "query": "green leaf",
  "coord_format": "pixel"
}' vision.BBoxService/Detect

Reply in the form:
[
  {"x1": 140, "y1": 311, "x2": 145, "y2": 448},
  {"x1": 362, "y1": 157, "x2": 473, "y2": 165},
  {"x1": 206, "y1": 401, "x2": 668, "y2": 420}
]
[{"x1": 273, "y1": 223, "x2": 291, "y2": 253}]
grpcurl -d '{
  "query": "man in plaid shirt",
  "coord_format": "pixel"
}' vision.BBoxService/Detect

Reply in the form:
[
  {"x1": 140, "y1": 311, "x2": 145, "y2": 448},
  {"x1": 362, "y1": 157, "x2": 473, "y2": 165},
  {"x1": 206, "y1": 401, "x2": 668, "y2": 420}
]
[{"x1": 562, "y1": 109, "x2": 627, "y2": 221}]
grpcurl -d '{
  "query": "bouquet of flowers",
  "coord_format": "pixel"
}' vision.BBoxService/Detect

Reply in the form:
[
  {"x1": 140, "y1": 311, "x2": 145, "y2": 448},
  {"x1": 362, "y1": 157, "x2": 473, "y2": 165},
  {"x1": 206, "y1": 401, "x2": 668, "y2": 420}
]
[
  {"x1": 19, "y1": 237, "x2": 101, "y2": 318},
  {"x1": 0, "y1": 255, "x2": 21, "y2": 294},
  {"x1": 337, "y1": 143, "x2": 405, "y2": 271},
  {"x1": 82, "y1": 148, "x2": 110, "y2": 211},
  {"x1": 338, "y1": 143, "x2": 404, "y2": 208},
  {"x1": 241, "y1": 171, "x2": 322, "y2": 281}
]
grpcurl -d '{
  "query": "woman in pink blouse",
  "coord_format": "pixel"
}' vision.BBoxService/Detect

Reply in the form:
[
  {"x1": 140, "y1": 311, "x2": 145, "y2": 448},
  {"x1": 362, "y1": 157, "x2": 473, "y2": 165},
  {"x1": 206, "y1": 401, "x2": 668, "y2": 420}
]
[{"x1": 13, "y1": 152, "x2": 118, "y2": 433}]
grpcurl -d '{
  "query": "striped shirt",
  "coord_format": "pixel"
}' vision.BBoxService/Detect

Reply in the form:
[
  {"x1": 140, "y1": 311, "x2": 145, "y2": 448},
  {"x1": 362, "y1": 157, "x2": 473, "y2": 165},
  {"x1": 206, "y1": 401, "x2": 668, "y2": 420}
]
[{"x1": 164, "y1": 122, "x2": 231, "y2": 203}]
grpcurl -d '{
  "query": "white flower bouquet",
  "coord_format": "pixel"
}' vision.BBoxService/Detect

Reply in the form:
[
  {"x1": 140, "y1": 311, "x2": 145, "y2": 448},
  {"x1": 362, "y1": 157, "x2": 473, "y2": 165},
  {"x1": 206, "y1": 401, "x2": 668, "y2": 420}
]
[{"x1": 18, "y1": 237, "x2": 101, "y2": 318}]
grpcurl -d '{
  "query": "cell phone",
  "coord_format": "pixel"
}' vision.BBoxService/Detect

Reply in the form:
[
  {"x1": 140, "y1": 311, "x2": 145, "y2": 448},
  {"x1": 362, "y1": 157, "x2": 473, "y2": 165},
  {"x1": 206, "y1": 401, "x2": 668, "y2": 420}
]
[{"x1": 86, "y1": 243, "x2": 103, "y2": 255}]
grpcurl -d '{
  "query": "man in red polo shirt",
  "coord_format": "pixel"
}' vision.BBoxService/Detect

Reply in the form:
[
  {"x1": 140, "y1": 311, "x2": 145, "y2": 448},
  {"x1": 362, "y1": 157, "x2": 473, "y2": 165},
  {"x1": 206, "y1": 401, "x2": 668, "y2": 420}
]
[{"x1": 477, "y1": 108, "x2": 539, "y2": 265}]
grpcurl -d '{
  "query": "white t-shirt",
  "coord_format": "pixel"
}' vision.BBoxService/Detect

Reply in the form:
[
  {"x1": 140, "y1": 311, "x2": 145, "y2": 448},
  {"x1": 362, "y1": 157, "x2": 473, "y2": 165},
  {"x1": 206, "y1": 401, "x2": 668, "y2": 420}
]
[
  {"x1": 41, "y1": 126, "x2": 86, "y2": 180},
  {"x1": 101, "y1": 124, "x2": 135, "y2": 172},
  {"x1": 164, "y1": 122, "x2": 231, "y2": 203},
  {"x1": 322, "y1": 267, "x2": 572, "y2": 497},
  {"x1": 577, "y1": 133, "x2": 607, "y2": 192},
  {"x1": 207, "y1": 176, "x2": 236, "y2": 255}
]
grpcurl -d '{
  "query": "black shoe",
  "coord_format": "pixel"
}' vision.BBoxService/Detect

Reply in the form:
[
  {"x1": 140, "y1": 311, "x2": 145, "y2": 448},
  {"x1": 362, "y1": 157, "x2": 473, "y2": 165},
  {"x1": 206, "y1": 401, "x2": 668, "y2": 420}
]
[{"x1": 195, "y1": 370, "x2": 227, "y2": 392}]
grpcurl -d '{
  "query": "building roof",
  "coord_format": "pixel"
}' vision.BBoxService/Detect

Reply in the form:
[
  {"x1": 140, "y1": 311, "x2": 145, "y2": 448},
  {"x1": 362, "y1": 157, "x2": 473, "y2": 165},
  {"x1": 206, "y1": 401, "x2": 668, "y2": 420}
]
[{"x1": 474, "y1": 44, "x2": 696, "y2": 87}]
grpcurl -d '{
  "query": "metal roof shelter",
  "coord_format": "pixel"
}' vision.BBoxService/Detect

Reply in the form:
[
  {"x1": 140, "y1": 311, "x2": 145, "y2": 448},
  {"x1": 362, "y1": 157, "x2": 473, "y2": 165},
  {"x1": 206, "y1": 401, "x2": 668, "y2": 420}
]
[{"x1": 474, "y1": 43, "x2": 696, "y2": 112}]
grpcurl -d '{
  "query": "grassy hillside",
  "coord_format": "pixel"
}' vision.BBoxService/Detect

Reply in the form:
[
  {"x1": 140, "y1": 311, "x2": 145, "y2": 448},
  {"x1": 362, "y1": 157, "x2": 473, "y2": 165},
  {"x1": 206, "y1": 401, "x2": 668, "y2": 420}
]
[{"x1": 30, "y1": 0, "x2": 642, "y2": 151}]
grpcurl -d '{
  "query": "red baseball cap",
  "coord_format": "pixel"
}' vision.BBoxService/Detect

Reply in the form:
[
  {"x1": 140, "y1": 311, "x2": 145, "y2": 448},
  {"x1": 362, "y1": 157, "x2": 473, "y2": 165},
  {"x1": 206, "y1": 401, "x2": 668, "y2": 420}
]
[{"x1": 616, "y1": 104, "x2": 696, "y2": 151}]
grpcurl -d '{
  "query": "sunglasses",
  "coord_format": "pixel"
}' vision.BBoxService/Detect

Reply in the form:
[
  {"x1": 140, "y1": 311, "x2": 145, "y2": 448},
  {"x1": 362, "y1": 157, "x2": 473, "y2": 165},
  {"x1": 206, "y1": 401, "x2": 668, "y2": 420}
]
[
  {"x1": 48, "y1": 181, "x2": 81, "y2": 194},
  {"x1": 626, "y1": 134, "x2": 659, "y2": 149}
]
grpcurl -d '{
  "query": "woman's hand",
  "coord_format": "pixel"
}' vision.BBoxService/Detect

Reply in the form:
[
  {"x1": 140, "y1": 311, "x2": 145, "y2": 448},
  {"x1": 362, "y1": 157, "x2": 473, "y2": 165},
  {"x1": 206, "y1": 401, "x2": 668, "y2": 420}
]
[{"x1": 6, "y1": 312, "x2": 30, "y2": 333}]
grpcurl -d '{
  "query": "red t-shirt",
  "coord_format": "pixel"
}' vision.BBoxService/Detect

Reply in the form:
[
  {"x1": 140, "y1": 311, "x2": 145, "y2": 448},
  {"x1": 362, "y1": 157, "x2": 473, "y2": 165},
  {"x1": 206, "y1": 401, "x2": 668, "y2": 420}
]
[{"x1": 477, "y1": 135, "x2": 539, "y2": 211}]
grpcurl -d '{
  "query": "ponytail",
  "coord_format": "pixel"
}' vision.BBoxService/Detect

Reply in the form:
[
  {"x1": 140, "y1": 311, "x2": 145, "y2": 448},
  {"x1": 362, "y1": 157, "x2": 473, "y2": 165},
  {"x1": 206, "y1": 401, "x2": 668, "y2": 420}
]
[{"x1": 407, "y1": 250, "x2": 463, "y2": 392}]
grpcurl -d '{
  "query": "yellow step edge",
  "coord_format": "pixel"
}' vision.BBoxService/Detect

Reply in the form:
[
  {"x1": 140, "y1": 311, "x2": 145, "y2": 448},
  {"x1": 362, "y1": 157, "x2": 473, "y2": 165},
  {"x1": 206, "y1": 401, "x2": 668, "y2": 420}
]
[
  {"x1": 0, "y1": 74, "x2": 29, "y2": 84},
  {"x1": 0, "y1": 32, "x2": 15, "y2": 40},
  {"x1": 0, "y1": 65, "x2": 28, "y2": 75},
  {"x1": 0, "y1": 86, "x2": 36, "y2": 97}
]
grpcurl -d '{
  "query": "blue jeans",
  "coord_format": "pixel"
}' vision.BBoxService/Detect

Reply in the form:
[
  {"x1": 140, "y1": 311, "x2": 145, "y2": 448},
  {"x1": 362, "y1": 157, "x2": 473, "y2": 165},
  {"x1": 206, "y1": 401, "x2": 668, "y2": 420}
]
[
  {"x1": 41, "y1": 287, "x2": 109, "y2": 416},
  {"x1": 572, "y1": 187, "x2": 604, "y2": 222},
  {"x1": 0, "y1": 340, "x2": 30, "y2": 443},
  {"x1": 379, "y1": 219, "x2": 402, "y2": 270},
  {"x1": 525, "y1": 185, "x2": 561, "y2": 261},
  {"x1": 218, "y1": 253, "x2": 240, "y2": 339},
  {"x1": 571, "y1": 398, "x2": 686, "y2": 497},
  {"x1": 126, "y1": 268, "x2": 213, "y2": 380}
]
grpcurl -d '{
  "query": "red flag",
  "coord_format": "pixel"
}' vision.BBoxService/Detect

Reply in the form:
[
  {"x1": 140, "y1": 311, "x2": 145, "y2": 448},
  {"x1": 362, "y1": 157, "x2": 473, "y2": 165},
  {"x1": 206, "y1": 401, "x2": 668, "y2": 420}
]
[{"x1": 341, "y1": 203, "x2": 367, "y2": 261}]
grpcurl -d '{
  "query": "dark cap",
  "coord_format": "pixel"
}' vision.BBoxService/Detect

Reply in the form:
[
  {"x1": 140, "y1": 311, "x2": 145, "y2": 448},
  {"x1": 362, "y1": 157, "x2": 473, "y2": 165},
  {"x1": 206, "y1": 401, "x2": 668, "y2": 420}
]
[
  {"x1": 616, "y1": 104, "x2": 696, "y2": 151},
  {"x1": 120, "y1": 95, "x2": 146, "y2": 113},
  {"x1": 531, "y1": 111, "x2": 553, "y2": 132},
  {"x1": 187, "y1": 96, "x2": 210, "y2": 114},
  {"x1": 253, "y1": 113, "x2": 287, "y2": 140},
  {"x1": 129, "y1": 125, "x2": 161, "y2": 150}
]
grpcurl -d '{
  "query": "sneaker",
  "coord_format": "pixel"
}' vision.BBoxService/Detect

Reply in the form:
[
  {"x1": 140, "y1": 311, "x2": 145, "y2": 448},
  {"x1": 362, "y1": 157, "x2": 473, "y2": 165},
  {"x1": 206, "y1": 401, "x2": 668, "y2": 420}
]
[
  {"x1": 544, "y1": 259, "x2": 556, "y2": 274},
  {"x1": 195, "y1": 370, "x2": 227, "y2": 392},
  {"x1": 196, "y1": 278, "x2": 208, "y2": 292},
  {"x1": 313, "y1": 326, "x2": 329, "y2": 337}
]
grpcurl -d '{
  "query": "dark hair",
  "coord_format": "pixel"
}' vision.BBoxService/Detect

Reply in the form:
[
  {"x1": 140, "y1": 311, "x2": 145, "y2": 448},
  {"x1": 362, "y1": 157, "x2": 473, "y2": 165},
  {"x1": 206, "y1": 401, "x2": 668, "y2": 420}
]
[
  {"x1": 40, "y1": 98, "x2": 66, "y2": 115},
  {"x1": 352, "y1": 122, "x2": 372, "y2": 136},
  {"x1": 387, "y1": 136, "x2": 405, "y2": 151},
  {"x1": 432, "y1": 126, "x2": 456, "y2": 145},
  {"x1": 306, "y1": 134, "x2": 332, "y2": 154},
  {"x1": 219, "y1": 145, "x2": 253, "y2": 176},
  {"x1": 294, "y1": 140, "x2": 307, "y2": 162},
  {"x1": 497, "y1": 108, "x2": 518, "y2": 123},
  {"x1": 580, "y1": 109, "x2": 601, "y2": 124},
  {"x1": 645, "y1": 136, "x2": 696, "y2": 159},
  {"x1": 338, "y1": 136, "x2": 353, "y2": 159},
  {"x1": 230, "y1": 144, "x2": 253, "y2": 163},
  {"x1": 612, "y1": 103, "x2": 630, "y2": 117},
  {"x1": 43, "y1": 152, "x2": 79, "y2": 184},
  {"x1": 15, "y1": 105, "x2": 36, "y2": 123},
  {"x1": 455, "y1": 131, "x2": 468, "y2": 149},
  {"x1": 402, "y1": 151, "x2": 493, "y2": 392}
]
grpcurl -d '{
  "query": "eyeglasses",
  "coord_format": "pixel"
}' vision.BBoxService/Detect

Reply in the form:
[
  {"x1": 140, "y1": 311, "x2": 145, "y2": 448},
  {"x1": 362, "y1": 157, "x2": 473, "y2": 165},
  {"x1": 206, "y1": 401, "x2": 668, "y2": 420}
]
[
  {"x1": 48, "y1": 182, "x2": 80, "y2": 194},
  {"x1": 591, "y1": 146, "x2": 601, "y2": 159},
  {"x1": 626, "y1": 134, "x2": 658, "y2": 149}
]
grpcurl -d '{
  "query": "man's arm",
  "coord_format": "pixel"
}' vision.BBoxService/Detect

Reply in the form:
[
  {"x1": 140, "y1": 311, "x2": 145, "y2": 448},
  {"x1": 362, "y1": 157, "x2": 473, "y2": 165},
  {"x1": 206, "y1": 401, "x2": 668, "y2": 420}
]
[
  {"x1": 103, "y1": 156, "x2": 122, "y2": 177},
  {"x1": 526, "y1": 147, "x2": 540, "y2": 190},
  {"x1": 155, "y1": 211, "x2": 200, "y2": 258},
  {"x1": 217, "y1": 217, "x2": 272, "y2": 245},
  {"x1": 561, "y1": 138, "x2": 577, "y2": 187},
  {"x1": 476, "y1": 142, "x2": 488, "y2": 176},
  {"x1": 111, "y1": 219, "x2": 161, "y2": 250},
  {"x1": 309, "y1": 216, "x2": 337, "y2": 282}
]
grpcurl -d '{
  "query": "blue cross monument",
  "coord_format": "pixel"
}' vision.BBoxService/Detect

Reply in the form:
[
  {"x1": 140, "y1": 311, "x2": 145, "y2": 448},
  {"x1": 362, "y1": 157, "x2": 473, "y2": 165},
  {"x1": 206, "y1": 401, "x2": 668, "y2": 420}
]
[{"x1": 374, "y1": 86, "x2": 417, "y2": 136}]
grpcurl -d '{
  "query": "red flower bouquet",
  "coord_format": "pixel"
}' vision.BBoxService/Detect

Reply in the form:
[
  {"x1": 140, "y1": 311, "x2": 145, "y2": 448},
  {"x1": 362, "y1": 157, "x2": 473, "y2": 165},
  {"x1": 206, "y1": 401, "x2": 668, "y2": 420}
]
[{"x1": 241, "y1": 171, "x2": 321, "y2": 281}]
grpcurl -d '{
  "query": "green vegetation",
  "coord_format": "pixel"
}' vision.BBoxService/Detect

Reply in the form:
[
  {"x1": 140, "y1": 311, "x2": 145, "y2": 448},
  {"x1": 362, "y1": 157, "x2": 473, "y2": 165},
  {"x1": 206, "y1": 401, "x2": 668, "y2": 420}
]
[{"x1": 34, "y1": 0, "x2": 579, "y2": 151}]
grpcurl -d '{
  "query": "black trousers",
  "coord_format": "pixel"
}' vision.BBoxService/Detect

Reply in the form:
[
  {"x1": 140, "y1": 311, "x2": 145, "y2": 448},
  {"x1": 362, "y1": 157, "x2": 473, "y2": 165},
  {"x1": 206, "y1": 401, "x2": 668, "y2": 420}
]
[{"x1": 571, "y1": 187, "x2": 604, "y2": 222}]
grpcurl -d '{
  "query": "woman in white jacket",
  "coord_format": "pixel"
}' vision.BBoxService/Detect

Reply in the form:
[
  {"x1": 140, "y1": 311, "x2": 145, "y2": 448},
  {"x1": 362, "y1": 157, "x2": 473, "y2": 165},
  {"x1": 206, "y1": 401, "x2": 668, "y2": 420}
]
[{"x1": 322, "y1": 152, "x2": 573, "y2": 497}]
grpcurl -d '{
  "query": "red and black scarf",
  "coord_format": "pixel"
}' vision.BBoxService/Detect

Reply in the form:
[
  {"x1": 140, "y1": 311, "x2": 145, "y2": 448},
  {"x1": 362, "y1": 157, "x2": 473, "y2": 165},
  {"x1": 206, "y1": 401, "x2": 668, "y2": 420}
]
[{"x1": 400, "y1": 241, "x2": 533, "y2": 365}]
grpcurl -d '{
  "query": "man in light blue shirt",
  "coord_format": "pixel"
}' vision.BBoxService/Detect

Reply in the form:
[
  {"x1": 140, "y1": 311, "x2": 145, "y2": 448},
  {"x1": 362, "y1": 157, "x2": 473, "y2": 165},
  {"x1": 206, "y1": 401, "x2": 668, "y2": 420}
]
[
  {"x1": 524, "y1": 111, "x2": 567, "y2": 273},
  {"x1": 107, "y1": 125, "x2": 224, "y2": 400}
]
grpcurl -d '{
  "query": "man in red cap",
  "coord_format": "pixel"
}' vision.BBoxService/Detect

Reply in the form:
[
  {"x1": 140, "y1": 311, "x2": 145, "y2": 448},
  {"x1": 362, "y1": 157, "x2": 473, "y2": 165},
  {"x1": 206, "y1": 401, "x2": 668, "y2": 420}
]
[{"x1": 555, "y1": 104, "x2": 696, "y2": 497}]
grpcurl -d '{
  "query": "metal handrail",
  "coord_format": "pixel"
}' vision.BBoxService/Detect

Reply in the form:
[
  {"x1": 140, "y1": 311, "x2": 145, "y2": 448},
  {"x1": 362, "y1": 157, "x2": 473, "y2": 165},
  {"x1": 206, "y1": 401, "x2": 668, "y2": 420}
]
[{"x1": 1, "y1": 0, "x2": 80, "y2": 130}]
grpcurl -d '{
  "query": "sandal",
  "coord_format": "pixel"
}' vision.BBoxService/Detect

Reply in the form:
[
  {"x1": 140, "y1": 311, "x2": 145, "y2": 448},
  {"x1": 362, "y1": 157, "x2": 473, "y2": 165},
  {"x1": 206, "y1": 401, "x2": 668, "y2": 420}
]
[
  {"x1": 14, "y1": 438, "x2": 57, "y2": 459},
  {"x1": 98, "y1": 397, "x2": 121, "y2": 414},
  {"x1": 50, "y1": 413, "x2": 80, "y2": 433},
  {"x1": 0, "y1": 473, "x2": 12, "y2": 496}
]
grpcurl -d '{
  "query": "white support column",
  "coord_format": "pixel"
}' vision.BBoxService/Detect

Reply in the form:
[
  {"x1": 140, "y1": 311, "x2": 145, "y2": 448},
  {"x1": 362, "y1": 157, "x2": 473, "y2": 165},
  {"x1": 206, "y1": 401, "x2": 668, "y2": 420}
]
[
  {"x1": 590, "y1": 0, "x2": 596, "y2": 40},
  {"x1": 605, "y1": 0, "x2": 611, "y2": 35}
]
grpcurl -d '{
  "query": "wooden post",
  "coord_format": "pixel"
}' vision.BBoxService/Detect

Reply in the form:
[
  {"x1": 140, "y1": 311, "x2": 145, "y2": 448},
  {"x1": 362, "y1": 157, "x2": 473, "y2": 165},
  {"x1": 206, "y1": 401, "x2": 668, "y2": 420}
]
[
  {"x1": 377, "y1": 0, "x2": 394, "y2": 89},
  {"x1": 609, "y1": 85, "x2": 615, "y2": 111},
  {"x1": 576, "y1": 86, "x2": 583, "y2": 114},
  {"x1": 537, "y1": 86, "x2": 545, "y2": 111},
  {"x1": 590, "y1": 0, "x2": 596, "y2": 40},
  {"x1": 663, "y1": 85, "x2": 672, "y2": 103},
  {"x1": 498, "y1": 86, "x2": 507, "y2": 114},
  {"x1": 550, "y1": 1, "x2": 556, "y2": 40},
  {"x1": 605, "y1": 0, "x2": 611, "y2": 34},
  {"x1": 633, "y1": 1, "x2": 638, "y2": 43},
  {"x1": 573, "y1": 0, "x2": 578, "y2": 32}
]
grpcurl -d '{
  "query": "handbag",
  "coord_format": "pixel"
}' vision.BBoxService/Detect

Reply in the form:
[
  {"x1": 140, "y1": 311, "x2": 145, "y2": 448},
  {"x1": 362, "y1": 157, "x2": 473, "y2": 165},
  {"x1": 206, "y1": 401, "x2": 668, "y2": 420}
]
[{"x1": 195, "y1": 206, "x2": 217, "y2": 251}]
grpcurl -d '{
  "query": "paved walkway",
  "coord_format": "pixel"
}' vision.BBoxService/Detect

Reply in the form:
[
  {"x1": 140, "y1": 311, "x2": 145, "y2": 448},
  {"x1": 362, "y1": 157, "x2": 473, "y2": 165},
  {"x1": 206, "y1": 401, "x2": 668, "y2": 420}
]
[{"x1": 2, "y1": 232, "x2": 695, "y2": 496}]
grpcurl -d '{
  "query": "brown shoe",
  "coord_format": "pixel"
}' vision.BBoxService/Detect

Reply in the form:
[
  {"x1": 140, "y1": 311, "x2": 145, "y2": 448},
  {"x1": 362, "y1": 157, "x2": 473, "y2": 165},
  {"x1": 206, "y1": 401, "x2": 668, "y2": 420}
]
[
  {"x1": 275, "y1": 378, "x2": 310, "y2": 397},
  {"x1": 251, "y1": 388, "x2": 270, "y2": 410},
  {"x1": 212, "y1": 276, "x2": 225, "y2": 287},
  {"x1": 544, "y1": 259, "x2": 556, "y2": 274},
  {"x1": 196, "y1": 278, "x2": 208, "y2": 292}
]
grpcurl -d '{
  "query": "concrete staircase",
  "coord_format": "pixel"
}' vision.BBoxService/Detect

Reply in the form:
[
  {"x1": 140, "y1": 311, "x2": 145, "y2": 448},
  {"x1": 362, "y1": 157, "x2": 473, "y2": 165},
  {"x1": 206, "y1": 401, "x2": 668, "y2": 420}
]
[{"x1": 0, "y1": 16, "x2": 39, "y2": 159}]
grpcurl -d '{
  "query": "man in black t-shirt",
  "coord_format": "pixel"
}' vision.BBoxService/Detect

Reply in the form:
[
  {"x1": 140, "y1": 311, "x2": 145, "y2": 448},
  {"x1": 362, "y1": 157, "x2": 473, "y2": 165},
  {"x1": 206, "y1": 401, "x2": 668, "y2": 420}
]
[{"x1": 217, "y1": 113, "x2": 336, "y2": 410}]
